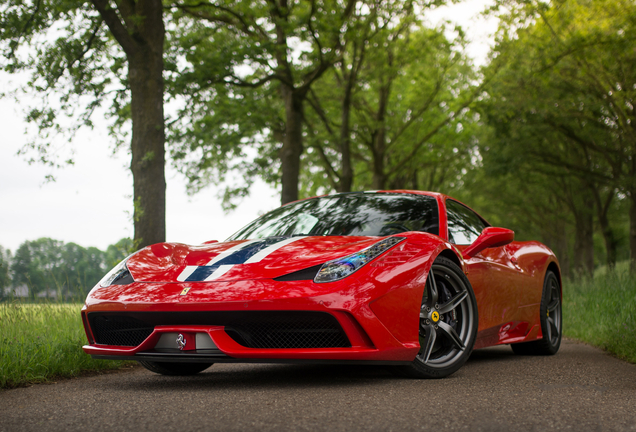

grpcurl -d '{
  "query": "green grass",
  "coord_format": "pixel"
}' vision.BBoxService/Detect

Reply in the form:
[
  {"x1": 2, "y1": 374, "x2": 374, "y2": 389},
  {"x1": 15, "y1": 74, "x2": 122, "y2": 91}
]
[
  {"x1": 0, "y1": 302, "x2": 131, "y2": 389},
  {"x1": 563, "y1": 261, "x2": 636, "y2": 363}
]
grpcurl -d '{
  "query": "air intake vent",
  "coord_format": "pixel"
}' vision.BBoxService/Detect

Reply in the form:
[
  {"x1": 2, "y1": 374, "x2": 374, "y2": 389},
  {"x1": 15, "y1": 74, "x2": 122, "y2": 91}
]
[
  {"x1": 91, "y1": 315, "x2": 154, "y2": 347},
  {"x1": 225, "y1": 313, "x2": 350, "y2": 349}
]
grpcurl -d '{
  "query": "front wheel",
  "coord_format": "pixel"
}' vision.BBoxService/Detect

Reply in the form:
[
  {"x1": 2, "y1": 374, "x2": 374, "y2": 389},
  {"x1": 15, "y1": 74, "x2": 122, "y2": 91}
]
[
  {"x1": 138, "y1": 361, "x2": 213, "y2": 376},
  {"x1": 396, "y1": 256, "x2": 478, "y2": 379}
]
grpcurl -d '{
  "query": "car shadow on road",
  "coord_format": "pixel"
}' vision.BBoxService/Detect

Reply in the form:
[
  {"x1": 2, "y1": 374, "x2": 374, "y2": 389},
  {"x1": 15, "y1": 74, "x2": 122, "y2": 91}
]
[
  {"x1": 102, "y1": 345, "x2": 521, "y2": 393},
  {"x1": 108, "y1": 363, "x2": 398, "y2": 393},
  {"x1": 467, "y1": 345, "x2": 517, "y2": 364}
]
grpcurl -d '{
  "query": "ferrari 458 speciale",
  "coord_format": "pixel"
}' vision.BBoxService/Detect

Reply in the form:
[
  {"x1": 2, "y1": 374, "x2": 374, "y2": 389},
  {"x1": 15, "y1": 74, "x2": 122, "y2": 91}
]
[{"x1": 82, "y1": 190, "x2": 562, "y2": 378}]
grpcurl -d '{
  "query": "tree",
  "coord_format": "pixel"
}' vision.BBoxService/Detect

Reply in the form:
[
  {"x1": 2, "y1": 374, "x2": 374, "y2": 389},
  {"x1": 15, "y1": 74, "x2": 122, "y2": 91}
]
[
  {"x1": 1, "y1": 0, "x2": 166, "y2": 248},
  {"x1": 482, "y1": 0, "x2": 636, "y2": 271},
  {"x1": 105, "y1": 237, "x2": 134, "y2": 267},
  {"x1": 302, "y1": 21, "x2": 484, "y2": 195},
  {"x1": 166, "y1": 0, "x2": 366, "y2": 205}
]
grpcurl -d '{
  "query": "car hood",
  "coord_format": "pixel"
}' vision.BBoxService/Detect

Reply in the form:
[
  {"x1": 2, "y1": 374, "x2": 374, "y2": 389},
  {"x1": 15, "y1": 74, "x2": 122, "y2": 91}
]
[{"x1": 126, "y1": 236, "x2": 387, "y2": 283}]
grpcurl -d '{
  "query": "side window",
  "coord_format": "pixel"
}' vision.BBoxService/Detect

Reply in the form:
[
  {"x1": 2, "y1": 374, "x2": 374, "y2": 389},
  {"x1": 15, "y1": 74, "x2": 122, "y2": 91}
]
[{"x1": 446, "y1": 199, "x2": 486, "y2": 245}]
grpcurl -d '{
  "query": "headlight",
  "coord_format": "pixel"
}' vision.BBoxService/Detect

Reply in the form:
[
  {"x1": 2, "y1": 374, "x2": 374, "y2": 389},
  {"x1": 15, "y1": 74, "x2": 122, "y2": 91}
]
[
  {"x1": 98, "y1": 259, "x2": 134, "y2": 287},
  {"x1": 314, "y1": 237, "x2": 405, "y2": 283}
]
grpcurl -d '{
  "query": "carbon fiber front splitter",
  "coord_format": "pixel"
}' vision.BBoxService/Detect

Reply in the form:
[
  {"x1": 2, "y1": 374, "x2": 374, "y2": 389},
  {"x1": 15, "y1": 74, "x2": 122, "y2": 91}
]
[{"x1": 91, "y1": 349, "x2": 411, "y2": 365}]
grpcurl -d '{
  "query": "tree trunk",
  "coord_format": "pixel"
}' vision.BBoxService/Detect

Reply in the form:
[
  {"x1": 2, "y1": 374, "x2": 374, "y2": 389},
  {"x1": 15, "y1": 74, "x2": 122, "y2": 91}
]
[
  {"x1": 591, "y1": 187, "x2": 617, "y2": 269},
  {"x1": 371, "y1": 85, "x2": 390, "y2": 190},
  {"x1": 92, "y1": 0, "x2": 166, "y2": 249},
  {"x1": 371, "y1": 137, "x2": 386, "y2": 190},
  {"x1": 129, "y1": 50, "x2": 166, "y2": 248},
  {"x1": 597, "y1": 202, "x2": 618, "y2": 269},
  {"x1": 553, "y1": 218, "x2": 571, "y2": 278},
  {"x1": 540, "y1": 197, "x2": 571, "y2": 278},
  {"x1": 630, "y1": 192, "x2": 636, "y2": 274},
  {"x1": 573, "y1": 198, "x2": 594, "y2": 278},
  {"x1": 338, "y1": 75, "x2": 353, "y2": 193},
  {"x1": 280, "y1": 86, "x2": 304, "y2": 205}
]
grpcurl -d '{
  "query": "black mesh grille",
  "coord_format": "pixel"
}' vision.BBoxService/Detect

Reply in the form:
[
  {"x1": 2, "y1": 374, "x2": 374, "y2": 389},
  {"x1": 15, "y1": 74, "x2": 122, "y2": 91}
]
[
  {"x1": 86, "y1": 311, "x2": 350, "y2": 349},
  {"x1": 226, "y1": 314, "x2": 350, "y2": 349},
  {"x1": 91, "y1": 315, "x2": 154, "y2": 346}
]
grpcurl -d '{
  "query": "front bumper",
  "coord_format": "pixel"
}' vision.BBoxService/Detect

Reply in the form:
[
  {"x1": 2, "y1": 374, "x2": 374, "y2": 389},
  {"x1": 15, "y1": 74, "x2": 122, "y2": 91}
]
[
  {"x1": 82, "y1": 308, "x2": 419, "y2": 363},
  {"x1": 82, "y1": 249, "x2": 438, "y2": 364}
]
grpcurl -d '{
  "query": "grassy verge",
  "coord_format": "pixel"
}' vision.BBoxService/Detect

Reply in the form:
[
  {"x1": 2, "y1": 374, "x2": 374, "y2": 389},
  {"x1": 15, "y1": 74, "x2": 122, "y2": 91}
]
[
  {"x1": 0, "y1": 303, "x2": 131, "y2": 389},
  {"x1": 563, "y1": 261, "x2": 636, "y2": 363}
]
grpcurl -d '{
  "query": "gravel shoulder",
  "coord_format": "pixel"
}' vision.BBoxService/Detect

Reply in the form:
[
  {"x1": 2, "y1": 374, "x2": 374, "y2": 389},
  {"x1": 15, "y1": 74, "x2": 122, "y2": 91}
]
[{"x1": 1, "y1": 339, "x2": 635, "y2": 432}]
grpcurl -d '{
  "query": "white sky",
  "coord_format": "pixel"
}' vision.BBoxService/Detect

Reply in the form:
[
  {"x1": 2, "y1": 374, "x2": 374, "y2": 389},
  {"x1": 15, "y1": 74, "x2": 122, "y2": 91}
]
[{"x1": 0, "y1": 0, "x2": 497, "y2": 253}]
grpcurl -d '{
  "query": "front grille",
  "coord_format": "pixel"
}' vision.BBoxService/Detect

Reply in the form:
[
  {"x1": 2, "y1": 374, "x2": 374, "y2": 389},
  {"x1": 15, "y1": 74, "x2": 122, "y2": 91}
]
[
  {"x1": 91, "y1": 315, "x2": 154, "y2": 346},
  {"x1": 225, "y1": 314, "x2": 350, "y2": 349},
  {"x1": 86, "y1": 311, "x2": 350, "y2": 349}
]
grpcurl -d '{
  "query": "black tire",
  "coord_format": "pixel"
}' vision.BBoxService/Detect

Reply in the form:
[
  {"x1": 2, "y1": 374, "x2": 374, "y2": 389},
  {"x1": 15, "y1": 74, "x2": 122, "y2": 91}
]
[
  {"x1": 511, "y1": 270, "x2": 562, "y2": 356},
  {"x1": 138, "y1": 361, "x2": 213, "y2": 376},
  {"x1": 396, "y1": 256, "x2": 478, "y2": 379}
]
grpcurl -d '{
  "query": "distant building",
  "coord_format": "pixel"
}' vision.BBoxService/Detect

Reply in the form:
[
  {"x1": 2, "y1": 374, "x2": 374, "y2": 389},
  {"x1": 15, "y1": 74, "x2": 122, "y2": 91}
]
[
  {"x1": 2, "y1": 285, "x2": 59, "y2": 299},
  {"x1": 3, "y1": 285, "x2": 28, "y2": 297}
]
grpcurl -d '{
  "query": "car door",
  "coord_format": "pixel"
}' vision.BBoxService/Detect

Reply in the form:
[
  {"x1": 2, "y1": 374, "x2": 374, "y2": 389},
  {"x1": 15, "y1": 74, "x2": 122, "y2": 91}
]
[{"x1": 444, "y1": 199, "x2": 522, "y2": 339}]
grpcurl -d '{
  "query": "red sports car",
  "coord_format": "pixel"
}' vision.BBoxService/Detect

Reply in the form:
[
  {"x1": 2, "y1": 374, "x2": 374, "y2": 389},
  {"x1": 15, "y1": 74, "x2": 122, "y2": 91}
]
[{"x1": 81, "y1": 190, "x2": 562, "y2": 378}]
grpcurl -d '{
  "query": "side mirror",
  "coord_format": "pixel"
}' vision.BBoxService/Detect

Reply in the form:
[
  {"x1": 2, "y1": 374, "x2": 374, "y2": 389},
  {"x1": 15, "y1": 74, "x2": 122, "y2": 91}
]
[{"x1": 462, "y1": 227, "x2": 514, "y2": 259}]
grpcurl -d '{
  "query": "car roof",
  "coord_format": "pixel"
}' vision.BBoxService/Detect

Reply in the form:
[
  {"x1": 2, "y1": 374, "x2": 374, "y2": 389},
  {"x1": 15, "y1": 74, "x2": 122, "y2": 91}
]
[{"x1": 283, "y1": 190, "x2": 444, "y2": 206}]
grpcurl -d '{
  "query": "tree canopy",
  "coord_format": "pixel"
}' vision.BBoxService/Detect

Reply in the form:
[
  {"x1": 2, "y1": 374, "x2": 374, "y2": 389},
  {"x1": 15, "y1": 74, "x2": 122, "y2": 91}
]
[{"x1": 475, "y1": 0, "x2": 636, "y2": 274}]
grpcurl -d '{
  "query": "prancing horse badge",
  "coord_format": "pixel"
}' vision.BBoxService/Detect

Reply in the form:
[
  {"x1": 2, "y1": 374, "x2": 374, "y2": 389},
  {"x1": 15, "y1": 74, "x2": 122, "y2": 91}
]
[{"x1": 176, "y1": 334, "x2": 186, "y2": 350}]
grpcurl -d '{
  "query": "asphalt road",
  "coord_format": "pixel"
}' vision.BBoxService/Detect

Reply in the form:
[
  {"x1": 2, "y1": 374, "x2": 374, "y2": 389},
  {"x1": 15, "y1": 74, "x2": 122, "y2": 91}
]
[{"x1": 1, "y1": 339, "x2": 635, "y2": 432}]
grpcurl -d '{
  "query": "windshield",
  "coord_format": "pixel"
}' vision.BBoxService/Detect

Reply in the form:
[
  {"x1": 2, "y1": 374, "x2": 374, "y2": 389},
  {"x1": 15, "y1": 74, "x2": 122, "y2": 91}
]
[{"x1": 228, "y1": 193, "x2": 439, "y2": 240}]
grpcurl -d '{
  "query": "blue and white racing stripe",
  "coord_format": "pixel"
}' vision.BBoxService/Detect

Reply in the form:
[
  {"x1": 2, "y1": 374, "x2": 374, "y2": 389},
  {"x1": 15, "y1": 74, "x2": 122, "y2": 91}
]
[{"x1": 177, "y1": 236, "x2": 306, "y2": 282}]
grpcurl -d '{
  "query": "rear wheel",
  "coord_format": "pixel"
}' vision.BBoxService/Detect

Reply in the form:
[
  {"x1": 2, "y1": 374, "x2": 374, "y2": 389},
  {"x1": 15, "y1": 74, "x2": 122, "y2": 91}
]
[
  {"x1": 396, "y1": 256, "x2": 478, "y2": 379},
  {"x1": 138, "y1": 361, "x2": 213, "y2": 376},
  {"x1": 511, "y1": 270, "x2": 561, "y2": 355}
]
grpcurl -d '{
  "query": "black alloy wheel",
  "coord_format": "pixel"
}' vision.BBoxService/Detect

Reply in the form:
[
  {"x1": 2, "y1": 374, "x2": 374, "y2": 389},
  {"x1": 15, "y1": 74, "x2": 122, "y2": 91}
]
[
  {"x1": 138, "y1": 361, "x2": 213, "y2": 376},
  {"x1": 397, "y1": 256, "x2": 478, "y2": 378},
  {"x1": 511, "y1": 270, "x2": 562, "y2": 355}
]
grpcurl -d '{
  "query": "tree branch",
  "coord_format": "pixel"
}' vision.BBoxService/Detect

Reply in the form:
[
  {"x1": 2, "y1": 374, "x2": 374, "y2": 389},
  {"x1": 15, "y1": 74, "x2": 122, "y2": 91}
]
[
  {"x1": 91, "y1": 0, "x2": 136, "y2": 55},
  {"x1": 8, "y1": 0, "x2": 42, "y2": 59}
]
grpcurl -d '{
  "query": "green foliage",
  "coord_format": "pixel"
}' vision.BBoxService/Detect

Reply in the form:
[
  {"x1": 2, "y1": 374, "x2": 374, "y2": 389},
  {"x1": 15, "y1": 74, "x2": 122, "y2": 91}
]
[
  {"x1": 166, "y1": 0, "x2": 364, "y2": 207},
  {"x1": 0, "y1": 0, "x2": 119, "y2": 169},
  {"x1": 563, "y1": 261, "x2": 636, "y2": 363},
  {"x1": 166, "y1": 0, "x2": 457, "y2": 206},
  {"x1": 11, "y1": 238, "x2": 101, "y2": 299},
  {"x1": 0, "y1": 303, "x2": 131, "y2": 389},
  {"x1": 296, "y1": 15, "x2": 484, "y2": 196},
  {"x1": 104, "y1": 237, "x2": 134, "y2": 268},
  {"x1": 4, "y1": 237, "x2": 132, "y2": 300},
  {"x1": 473, "y1": 0, "x2": 636, "y2": 275}
]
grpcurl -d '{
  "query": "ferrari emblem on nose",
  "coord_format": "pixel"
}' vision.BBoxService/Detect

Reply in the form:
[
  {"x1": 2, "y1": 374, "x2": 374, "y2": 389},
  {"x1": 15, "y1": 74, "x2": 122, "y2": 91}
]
[{"x1": 176, "y1": 334, "x2": 186, "y2": 350}]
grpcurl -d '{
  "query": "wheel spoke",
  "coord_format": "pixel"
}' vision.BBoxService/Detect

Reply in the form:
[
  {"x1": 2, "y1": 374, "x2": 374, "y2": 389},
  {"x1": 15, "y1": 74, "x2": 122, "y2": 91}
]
[
  {"x1": 546, "y1": 317, "x2": 553, "y2": 341},
  {"x1": 427, "y1": 270, "x2": 438, "y2": 305},
  {"x1": 547, "y1": 298, "x2": 560, "y2": 313},
  {"x1": 547, "y1": 316, "x2": 559, "y2": 338},
  {"x1": 438, "y1": 321, "x2": 465, "y2": 351},
  {"x1": 418, "y1": 325, "x2": 437, "y2": 363},
  {"x1": 438, "y1": 290, "x2": 468, "y2": 314}
]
